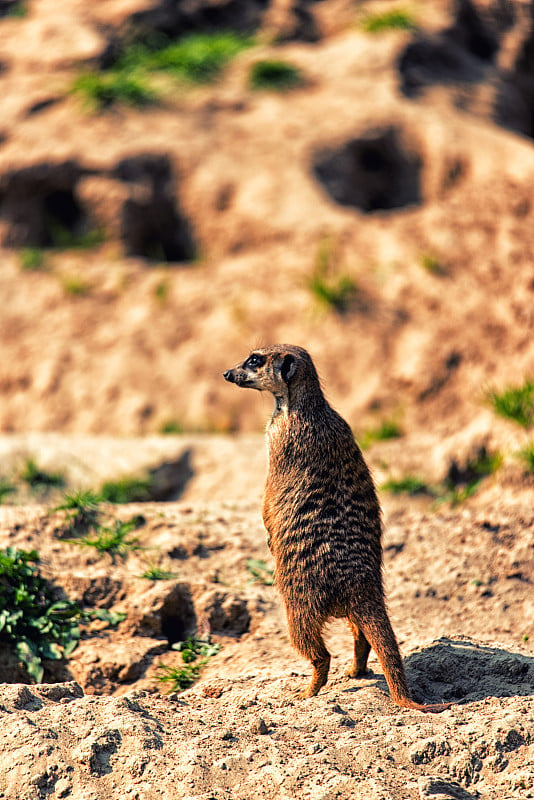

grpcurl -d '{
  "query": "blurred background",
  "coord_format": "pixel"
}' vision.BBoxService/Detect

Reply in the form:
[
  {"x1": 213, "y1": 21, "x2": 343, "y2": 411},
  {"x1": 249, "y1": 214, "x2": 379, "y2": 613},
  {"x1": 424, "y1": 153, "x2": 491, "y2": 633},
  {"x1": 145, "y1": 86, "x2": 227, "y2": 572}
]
[{"x1": 0, "y1": 0, "x2": 533, "y2": 502}]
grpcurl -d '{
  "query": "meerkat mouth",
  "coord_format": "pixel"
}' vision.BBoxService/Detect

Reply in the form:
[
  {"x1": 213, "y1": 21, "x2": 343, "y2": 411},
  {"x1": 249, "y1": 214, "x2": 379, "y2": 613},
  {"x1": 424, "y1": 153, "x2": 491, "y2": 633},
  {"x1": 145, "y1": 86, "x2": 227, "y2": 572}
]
[{"x1": 223, "y1": 370, "x2": 256, "y2": 388}]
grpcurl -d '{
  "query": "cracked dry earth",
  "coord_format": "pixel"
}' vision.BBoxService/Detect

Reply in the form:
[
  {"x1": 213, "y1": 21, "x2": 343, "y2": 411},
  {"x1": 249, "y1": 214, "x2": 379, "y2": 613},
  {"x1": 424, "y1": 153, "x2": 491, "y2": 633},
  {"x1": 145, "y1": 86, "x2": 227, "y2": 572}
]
[{"x1": 0, "y1": 478, "x2": 533, "y2": 800}]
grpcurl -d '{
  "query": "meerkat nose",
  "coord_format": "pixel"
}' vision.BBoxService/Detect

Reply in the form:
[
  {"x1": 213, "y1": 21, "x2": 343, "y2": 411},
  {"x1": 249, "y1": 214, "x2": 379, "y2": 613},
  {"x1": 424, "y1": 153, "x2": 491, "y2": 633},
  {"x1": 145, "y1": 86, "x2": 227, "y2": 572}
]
[{"x1": 223, "y1": 370, "x2": 235, "y2": 383}]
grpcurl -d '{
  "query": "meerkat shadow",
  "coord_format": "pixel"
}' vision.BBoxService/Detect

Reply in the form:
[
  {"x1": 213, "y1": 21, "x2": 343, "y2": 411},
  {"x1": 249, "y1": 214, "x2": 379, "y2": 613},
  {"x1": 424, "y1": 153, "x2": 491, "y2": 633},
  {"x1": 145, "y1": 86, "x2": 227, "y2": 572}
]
[
  {"x1": 340, "y1": 636, "x2": 534, "y2": 705},
  {"x1": 403, "y1": 637, "x2": 534, "y2": 705}
]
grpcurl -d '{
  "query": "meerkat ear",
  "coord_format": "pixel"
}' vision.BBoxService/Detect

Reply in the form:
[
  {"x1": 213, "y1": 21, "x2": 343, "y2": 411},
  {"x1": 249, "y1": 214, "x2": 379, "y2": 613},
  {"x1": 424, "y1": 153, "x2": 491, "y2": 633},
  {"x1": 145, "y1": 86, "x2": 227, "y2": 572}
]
[{"x1": 281, "y1": 354, "x2": 297, "y2": 384}]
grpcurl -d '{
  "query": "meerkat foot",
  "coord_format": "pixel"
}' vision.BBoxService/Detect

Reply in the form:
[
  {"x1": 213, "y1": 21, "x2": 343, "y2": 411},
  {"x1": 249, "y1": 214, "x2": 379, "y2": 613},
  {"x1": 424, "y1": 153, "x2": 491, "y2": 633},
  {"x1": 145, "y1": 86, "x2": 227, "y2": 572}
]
[
  {"x1": 398, "y1": 698, "x2": 452, "y2": 713},
  {"x1": 344, "y1": 664, "x2": 371, "y2": 679},
  {"x1": 292, "y1": 685, "x2": 320, "y2": 700}
]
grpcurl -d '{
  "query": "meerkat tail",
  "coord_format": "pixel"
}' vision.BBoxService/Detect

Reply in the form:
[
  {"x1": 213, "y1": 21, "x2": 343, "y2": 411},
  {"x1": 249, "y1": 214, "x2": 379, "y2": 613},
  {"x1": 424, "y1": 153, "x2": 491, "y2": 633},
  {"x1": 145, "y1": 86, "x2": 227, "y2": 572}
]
[{"x1": 349, "y1": 601, "x2": 451, "y2": 714}]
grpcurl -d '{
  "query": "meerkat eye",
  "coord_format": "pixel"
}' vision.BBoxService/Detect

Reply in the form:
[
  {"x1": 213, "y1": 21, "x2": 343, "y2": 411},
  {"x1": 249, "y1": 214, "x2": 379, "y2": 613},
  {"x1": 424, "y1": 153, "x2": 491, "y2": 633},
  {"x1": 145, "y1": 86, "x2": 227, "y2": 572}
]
[{"x1": 245, "y1": 353, "x2": 266, "y2": 370}]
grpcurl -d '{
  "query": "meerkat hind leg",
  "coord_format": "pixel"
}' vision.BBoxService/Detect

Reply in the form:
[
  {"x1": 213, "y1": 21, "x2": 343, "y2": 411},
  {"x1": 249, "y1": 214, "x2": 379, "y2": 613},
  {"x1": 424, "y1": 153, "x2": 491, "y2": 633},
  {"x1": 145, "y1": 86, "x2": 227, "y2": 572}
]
[
  {"x1": 345, "y1": 620, "x2": 371, "y2": 678},
  {"x1": 287, "y1": 609, "x2": 331, "y2": 698}
]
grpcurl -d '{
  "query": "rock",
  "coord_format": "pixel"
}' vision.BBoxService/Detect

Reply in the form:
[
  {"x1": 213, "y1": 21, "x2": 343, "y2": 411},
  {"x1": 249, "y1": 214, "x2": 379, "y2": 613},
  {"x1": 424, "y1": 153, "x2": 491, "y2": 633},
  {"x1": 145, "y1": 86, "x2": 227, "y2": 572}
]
[
  {"x1": 68, "y1": 637, "x2": 167, "y2": 694},
  {"x1": 61, "y1": 575, "x2": 125, "y2": 608},
  {"x1": 410, "y1": 737, "x2": 451, "y2": 765},
  {"x1": 35, "y1": 682, "x2": 84, "y2": 703},
  {"x1": 252, "y1": 716, "x2": 269, "y2": 734},
  {"x1": 197, "y1": 589, "x2": 251, "y2": 636}
]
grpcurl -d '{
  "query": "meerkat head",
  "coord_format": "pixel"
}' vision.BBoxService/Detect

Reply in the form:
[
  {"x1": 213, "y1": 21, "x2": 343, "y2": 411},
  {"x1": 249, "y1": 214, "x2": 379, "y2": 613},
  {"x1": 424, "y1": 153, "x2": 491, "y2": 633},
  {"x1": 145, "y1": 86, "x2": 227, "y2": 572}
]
[{"x1": 223, "y1": 345, "x2": 321, "y2": 412}]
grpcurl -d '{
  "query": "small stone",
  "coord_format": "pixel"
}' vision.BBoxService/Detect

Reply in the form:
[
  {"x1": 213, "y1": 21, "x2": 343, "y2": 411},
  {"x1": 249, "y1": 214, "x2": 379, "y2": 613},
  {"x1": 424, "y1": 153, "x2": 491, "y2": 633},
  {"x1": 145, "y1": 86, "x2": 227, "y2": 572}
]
[
  {"x1": 308, "y1": 743, "x2": 322, "y2": 754},
  {"x1": 202, "y1": 684, "x2": 224, "y2": 699},
  {"x1": 55, "y1": 778, "x2": 72, "y2": 798},
  {"x1": 329, "y1": 703, "x2": 346, "y2": 715},
  {"x1": 253, "y1": 717, "x2": 269, "y2": 735}
]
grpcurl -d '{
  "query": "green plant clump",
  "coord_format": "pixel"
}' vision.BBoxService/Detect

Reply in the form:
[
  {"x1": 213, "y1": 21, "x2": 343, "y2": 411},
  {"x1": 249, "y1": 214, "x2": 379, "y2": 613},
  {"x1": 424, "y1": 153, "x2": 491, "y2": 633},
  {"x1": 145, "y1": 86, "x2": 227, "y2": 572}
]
[
  {"x1": 139, "y1": 561, "x2": 178, "y2": 581},
  {"x1": 70, "y1": 518, "x2": 144, "y2": 563},
  {"x1": 137, "y1": 32, "x2": 251, "y2": 83},
  {"x1": 381, "y1": 475, "x2": 432, "y2": 497},
  {"x1": 420, "y1": 252, "x2": 447, "y2": 276},
  {"x1": 61, "y1": 275, "x2": 92, "y2": 297},
  {"x1": 21, "y1": 458, "x2": 65, "y2": 491},
  {"x1": 72, "y1": 31, "x2": 251, "y2": 110},
  {"x1": 99, "y1": 475, "x2": 154, "y2": 503},
  {"x1": 308, "y1": 239, "x2": 357, "y2": 313},
  {"x1": 47, "y1": 219, "x2": 106, "y2": 251},
  {"x1": 71, "y1": 70, "x2": 156, "y2": 110},
  {"x1": 5, "y1": 1, "x2": 27, "y2": 18},
  {"x1": 159, "y1": 419, "x2": 184, "y2": 435},
  {"x1": 362, "y1": 9, "x2": 417, "y2": 33},
  {"x1": 381, "y1": 448, "x2": 502, "y2": 506},
  {"x1": 517, "y1": 442, "x2": 534, "y2": 473},
  {"x1": 248, "y1": 59, "x2": 303, "y2": 91},
  {"x1": 359, "y1": 419, "x2": 404, "y2": 449},
  {"x1": 156, "y1": 635, "x2": 220, "y2": 692},
  {"x1": 19, "y1": 248, "x2": 46, "y2": 271},
  {"x1": 246, "y1": 558, "x2": 275, "y2": 585},
  {"x1": 0, "y1": 547, "x2": 82, "y2": 682},
  {"x1": 0, "y1": 477, "x2": 16, "y2": 503},
  {"x1": 52, "y1": 490, "x2": 102, "y2": 533},
  {"x1": 487, "y1": 380, "x2": 534, "y2": 429}
]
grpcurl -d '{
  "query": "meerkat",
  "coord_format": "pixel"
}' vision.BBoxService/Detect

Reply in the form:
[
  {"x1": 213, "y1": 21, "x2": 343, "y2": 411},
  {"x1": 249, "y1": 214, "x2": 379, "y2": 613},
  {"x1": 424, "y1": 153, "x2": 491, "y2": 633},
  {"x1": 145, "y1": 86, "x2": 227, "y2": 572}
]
[{"x1": 224, "y1": 344, "x2": 450, "y2": 713}]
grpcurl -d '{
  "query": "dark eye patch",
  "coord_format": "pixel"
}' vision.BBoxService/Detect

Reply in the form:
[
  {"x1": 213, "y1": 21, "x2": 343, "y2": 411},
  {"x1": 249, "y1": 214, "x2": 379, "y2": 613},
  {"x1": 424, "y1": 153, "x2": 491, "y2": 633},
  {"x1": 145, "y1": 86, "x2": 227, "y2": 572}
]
[{"x1": 244, "y1": 353, "x2": 266, "y2": 370}]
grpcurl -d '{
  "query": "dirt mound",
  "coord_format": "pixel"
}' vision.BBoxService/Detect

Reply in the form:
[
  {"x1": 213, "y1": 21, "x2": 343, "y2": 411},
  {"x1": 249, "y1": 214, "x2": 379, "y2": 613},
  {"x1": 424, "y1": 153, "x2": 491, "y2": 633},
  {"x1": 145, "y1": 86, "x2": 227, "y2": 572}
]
[
  {"x1": 1, "y1": 640, "x2": 533, "y2": 799},
  {"x1": 0, "y1": 446, "x2": 532, "y2": 799}
]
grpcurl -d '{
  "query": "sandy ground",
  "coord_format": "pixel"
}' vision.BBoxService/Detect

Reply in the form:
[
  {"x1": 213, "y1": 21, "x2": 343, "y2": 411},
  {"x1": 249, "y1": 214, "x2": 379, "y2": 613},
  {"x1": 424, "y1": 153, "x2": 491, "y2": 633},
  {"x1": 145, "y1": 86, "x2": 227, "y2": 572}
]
[{"x1": 0, "y1": 433, "x2": 532, "y2": 800}]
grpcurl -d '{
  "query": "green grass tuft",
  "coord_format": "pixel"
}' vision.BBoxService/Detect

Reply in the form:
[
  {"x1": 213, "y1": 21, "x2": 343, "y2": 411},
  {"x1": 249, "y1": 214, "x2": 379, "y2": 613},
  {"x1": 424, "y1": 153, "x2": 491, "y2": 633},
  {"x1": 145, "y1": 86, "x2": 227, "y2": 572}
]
[
  {"x1": 362, "y1": 8, "x2": 417, "y2": 33},
  {"x1": 61, "y1": 275, "x2": 92, "y2": 297},
  {"x1": 359, "y1": 419, "x2": 404, "y2": 449},
  {"x1": 0, "y1": 477, "x2": 16, "y2": 503},
  {"x1": 159, "y1": 419, "x2": 184, "y2": 435},
  {"x1": 47, "y1": 219, "x2": 106, "y2": 251},
  {"x1": 98, "y1": 475, "x2": 154, "y2": 504},
  {"x1": 381, "y1": 475, "x2": 432, "y2": 496},
  {"x1": 71, "y1": 31, "x2": 251, "y2": 110},
  {"x1": 5, "y1": 1, "x2": 27, "y2": 18},
  {"x1": 382, "y1": 448, "x2": 503, "y2": 506},
  {"x1": 21, "y1": 458, "x2": 65, "y2": 491},
  {"x1": 246, "y1": 558, "x2": 274, "y2": 585},
  {"x1": 156, "y1": 635, "x2": 220, "y2": 692},
  {"x1": 139, "y1": 561, "x2": 178, "y2": 581},
  {"x1": 248, "y1": 59, "x2": 303, "y2": 91},
  {"x1": 69, "y1": 518, "x2": 143, "y2": 563},
  {"x1": 517, "y1": 441, "x2": 534, "y2": 473},
  {"x1": 154, "y1": 278, "x2": 170, "y2": 304},
  {"x1": 420, "y1": 252, "x2": 447, "y2": 276},
  {"x1": 487, "y1": 379, "x2": 534, "y2": 429},
  {"x1": 53, "y1": 490, "x2": 101, "y2": 533},
  {"x1": 19, "y1": 248, "x2": 47, "y2": 271},
  {"x1": 136, "y1": 32, "x2": 252, "y2": 83},
  {"x1": 71, "y1": 70, "x2": 156, "y2": 110},
  {"x1": 307, "y1": 238, "x2": 357, "y2": 313}
]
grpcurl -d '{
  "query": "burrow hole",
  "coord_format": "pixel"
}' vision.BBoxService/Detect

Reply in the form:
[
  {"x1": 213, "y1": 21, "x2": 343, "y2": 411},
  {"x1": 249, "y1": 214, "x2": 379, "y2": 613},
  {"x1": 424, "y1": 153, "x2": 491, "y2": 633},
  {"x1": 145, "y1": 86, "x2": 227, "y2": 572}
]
[{"x1": 313, "y1": 126, "x2": 422, "y2": 213}]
